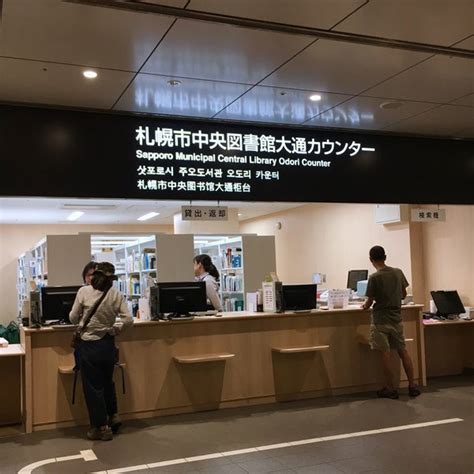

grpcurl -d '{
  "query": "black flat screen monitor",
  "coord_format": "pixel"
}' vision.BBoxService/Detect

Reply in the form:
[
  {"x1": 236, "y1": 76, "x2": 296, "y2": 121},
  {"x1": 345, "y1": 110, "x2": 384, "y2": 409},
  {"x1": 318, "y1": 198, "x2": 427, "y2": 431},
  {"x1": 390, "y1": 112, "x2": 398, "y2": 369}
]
[
  {"x1": 430, "y1": 290, "x2": 465, "y2": 316},
  {"x1": 153, "y1": 282, "x2": 208, "y2": 317},
  {"x1": 40, "y1": 286, "x2": 81, "y2": 323},
  {"x1": 347, "y1": 270, "x2": 369, "y2": 291},
  {"x1": 282, "y1": 284, "x2": 317, "y2": 311}
]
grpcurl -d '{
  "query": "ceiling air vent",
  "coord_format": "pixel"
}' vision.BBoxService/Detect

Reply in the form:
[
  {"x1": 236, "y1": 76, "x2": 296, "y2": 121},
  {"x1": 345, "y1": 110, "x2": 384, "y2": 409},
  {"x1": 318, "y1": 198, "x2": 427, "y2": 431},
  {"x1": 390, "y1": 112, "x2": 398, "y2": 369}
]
[{"x1": 62, "y1": 204, "x2": 117, "y2": 211}]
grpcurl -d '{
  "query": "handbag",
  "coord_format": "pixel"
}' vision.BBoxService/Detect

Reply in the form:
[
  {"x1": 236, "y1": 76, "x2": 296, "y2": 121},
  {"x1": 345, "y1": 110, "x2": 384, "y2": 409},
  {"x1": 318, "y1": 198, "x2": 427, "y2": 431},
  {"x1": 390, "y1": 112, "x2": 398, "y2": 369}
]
[{"x1": 71, "y1": 287, "x2": 110, "y2": 349}]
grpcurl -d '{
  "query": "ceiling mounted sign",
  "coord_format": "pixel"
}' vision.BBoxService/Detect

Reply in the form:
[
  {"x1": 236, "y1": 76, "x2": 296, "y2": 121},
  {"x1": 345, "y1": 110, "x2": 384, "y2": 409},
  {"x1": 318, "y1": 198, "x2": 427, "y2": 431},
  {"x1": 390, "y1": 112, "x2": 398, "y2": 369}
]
[
  {"x1": 181, "y1": 206, "x2": 228, "y2": 221},
  {"x1": 0, "y1": 105, "x2": 473, "y2": 204},
  {"x1": 411, "y1": 208, "x2": 446, "y2": 222}
]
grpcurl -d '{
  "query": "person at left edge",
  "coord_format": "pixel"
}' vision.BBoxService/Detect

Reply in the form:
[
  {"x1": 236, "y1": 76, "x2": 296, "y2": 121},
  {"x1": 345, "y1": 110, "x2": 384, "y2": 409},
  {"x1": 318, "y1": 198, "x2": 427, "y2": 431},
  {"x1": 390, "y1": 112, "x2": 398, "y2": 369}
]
[{"x1": 70, "y1": 262, "x2": 133, "y2": 441}]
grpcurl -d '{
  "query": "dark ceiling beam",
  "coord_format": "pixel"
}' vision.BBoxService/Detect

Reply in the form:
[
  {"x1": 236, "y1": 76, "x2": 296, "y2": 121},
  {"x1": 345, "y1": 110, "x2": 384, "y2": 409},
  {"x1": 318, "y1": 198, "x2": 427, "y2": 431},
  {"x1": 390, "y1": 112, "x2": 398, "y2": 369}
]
[{"x1": 64, "y1": 0, "x2": 474, "y2": 59}]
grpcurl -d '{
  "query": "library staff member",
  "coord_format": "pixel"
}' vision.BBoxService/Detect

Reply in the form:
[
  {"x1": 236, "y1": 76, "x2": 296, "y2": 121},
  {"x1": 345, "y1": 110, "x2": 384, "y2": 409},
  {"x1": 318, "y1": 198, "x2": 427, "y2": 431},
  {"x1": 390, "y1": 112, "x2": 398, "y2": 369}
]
[
  {"x1": 70, "y1": 262, "x2": 133, "y2": 441},
  {"x1": 193, "y1": 254, "x2": 223, "y2": 312}
]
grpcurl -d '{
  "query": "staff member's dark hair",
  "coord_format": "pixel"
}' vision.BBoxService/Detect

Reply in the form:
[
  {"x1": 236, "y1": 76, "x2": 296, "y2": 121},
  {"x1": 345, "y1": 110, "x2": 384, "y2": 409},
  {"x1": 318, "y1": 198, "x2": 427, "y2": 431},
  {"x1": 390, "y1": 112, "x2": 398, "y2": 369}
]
[
  {"x1": 82, "y1": 261, "x2": 97, "y2": 283},
  {"x1": 194, "y1": 254, "x2": 220, "y2": 280},
  {"x1": 91, "y1": 262, "x2": 118, "y2": 292},
  {"x1": 369, "y1": 246, "x2": 386, "y2": 262}
]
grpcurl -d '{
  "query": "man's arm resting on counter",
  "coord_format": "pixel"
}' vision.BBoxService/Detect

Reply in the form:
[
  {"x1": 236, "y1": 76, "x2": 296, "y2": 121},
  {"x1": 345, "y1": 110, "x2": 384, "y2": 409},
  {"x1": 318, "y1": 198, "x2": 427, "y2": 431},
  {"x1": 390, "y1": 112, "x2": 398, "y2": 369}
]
[{"x1": 361, "y1": 297, "x2": 374, "y2": 311}]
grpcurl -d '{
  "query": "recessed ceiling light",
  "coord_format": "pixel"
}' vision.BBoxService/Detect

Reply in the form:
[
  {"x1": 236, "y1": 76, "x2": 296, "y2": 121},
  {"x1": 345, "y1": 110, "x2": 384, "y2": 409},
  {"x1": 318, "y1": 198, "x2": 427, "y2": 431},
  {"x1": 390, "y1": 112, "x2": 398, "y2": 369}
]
[
  {"x1": 238, "y1": 213, "x2": 242, "y2": 217},
  {"x1": 309, "y1": 94, "x2": 322, "y2": 102},
  {"x1": 137, "y1": 212, "x2": 160, "y2": 221},
  {"x1": 380, "y1": 101, "x2": 404, "y2": 110},
  {"x1": 83, "y1": 70, "x2": 98, "y2": 79},
  {"x1": 167, "y1": 79, "x2": 182, "y2": 87},
  {"x1": 66, "y1": 211, "x2": 84, "y2": 221}
]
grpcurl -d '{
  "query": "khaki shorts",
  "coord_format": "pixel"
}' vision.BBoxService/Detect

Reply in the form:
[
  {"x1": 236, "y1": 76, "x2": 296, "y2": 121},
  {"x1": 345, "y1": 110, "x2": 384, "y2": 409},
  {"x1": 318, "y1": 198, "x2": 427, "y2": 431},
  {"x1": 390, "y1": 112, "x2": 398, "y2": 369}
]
[{"x1": 370, "y1": 322, "x2": 406, "y2": 351}]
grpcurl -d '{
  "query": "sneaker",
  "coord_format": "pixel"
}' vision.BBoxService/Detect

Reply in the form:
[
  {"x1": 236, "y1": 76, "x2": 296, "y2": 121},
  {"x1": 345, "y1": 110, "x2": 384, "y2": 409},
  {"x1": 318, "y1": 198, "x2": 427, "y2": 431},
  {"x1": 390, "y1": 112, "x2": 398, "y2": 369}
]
[
  {"x1": 87, "y1": 426, "x2": 113, "y2": 441},
  {"x1": 109, "y1": 414, "x2": 122, "y2": 434},
  {"x1": 409, "y1": 385, "x2": 421, "y2": 397},
  {"x1": 377, "y1": 387, "x2": 399, "y2": 399}
]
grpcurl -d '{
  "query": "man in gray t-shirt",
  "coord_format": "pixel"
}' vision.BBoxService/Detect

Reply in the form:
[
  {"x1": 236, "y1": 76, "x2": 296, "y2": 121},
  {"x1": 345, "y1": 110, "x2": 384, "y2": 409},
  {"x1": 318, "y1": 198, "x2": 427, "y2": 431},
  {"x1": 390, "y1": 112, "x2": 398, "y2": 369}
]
[{"x1": 362, "y1": 246, "x2": 420, "y2": 399}]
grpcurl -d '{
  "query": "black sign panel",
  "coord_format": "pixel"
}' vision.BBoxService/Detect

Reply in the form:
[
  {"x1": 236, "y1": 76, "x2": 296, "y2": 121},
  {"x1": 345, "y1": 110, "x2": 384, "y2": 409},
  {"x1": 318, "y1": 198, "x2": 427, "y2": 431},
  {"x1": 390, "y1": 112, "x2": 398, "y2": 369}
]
[{"x1": 1, "y1": 105, "x2": 473, "y2": 204}]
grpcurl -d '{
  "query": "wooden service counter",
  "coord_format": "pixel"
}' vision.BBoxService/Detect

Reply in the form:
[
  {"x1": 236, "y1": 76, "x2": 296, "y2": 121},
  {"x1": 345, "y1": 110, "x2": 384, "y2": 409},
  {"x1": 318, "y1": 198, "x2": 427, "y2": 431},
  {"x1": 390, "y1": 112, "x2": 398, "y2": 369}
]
[
  {"x1": 0, "y1": 344, "x2": 24, "y2": 426},
  {"x1": 22, "y1": 305, "x2": 424, "y2": 433},
  {"x1": 423, "y1": 319, "x2": 474, "y2": 377}
]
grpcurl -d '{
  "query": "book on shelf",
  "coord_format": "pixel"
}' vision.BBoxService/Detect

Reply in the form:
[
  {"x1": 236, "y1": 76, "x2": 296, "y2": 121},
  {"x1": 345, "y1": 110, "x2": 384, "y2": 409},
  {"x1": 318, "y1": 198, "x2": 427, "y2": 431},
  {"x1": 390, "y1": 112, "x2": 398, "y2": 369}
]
[
  {"x1": 141, "y1": 249, "x2": 156, "y2": 270},
  {"x1": 220, "y1": 247, "x2": 242, "y2": 269},
  {"x1": 222, "y1": 297, "x2": 244, "y2": 312},
  {"x1": 222, "y1": 274, "x2": 243, "y2": 292}
]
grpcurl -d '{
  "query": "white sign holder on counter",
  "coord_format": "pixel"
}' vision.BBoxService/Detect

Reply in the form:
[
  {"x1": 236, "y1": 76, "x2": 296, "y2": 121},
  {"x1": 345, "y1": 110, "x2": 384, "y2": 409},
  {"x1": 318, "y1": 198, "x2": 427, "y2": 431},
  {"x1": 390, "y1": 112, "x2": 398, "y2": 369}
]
[{"x1": 328, "y1": 289, "x2": 351, "y2": 310}]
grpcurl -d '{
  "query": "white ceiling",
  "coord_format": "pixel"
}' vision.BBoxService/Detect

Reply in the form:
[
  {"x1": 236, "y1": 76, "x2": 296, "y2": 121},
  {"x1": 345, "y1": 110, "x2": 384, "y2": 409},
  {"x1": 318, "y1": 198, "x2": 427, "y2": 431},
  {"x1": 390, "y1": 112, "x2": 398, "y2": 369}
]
[
  {"x1": 0, "y1": 197, "x2": 304, "y2": 224},
  {"x1": 0, "y1": 0, "x2": 473, "y2": 138}
]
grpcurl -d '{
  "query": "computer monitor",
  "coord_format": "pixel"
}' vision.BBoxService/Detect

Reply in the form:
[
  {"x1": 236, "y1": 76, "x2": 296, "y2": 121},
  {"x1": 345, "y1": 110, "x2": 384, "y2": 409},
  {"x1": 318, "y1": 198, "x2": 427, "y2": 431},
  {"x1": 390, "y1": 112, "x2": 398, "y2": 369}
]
[
  {"x1": 430, "y1": 290, "x2": 465, "y2": 317},
  {"x1": 40, "y1": 286, "x2": 81, "y2": 323},
  {"x1": 347, "y1": 270, "x2": 369, "y2": 291},
  {"x1": 282, "y1": 284, "x2": 317, "y2": 311},
  {"x1": 151, "y1": 282, "x2": 208, "y2": 318}
]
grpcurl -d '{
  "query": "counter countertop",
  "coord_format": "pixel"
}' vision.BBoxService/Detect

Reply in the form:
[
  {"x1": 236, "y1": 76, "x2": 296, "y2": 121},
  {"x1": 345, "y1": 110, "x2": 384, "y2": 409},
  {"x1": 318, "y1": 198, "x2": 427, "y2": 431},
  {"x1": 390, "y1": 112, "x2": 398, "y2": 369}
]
[
  {"x1": 0, "y1": 344, "x2": 25, "y2": 357},
  {"x1": 423, "y1": 318, "x2": 474, "y2": 327},
  {"x1": 22, "y1": 304, "x2": 423, "y2": 333}
]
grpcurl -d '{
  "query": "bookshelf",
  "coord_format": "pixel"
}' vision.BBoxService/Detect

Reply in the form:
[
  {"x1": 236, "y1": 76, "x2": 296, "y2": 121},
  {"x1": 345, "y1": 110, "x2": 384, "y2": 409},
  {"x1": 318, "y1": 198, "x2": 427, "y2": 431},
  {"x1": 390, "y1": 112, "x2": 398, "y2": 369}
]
[
  {"x1": 17, "y1": 251, "x2": 33, "y2": 314},
  {"x1": 18, "y1": 234, "x2": 90, "y2": 288},
  {"x1": 16, "y1": 234, "x2": 91, "y2": 316},
  {"x1": 30, "y1": 238, "x2": 48, "y2": 287},
  {"x1": 91, "y1": 235, "x2": 157, "y2": 302},
  {"x1": 90, "y1": 233, "x2": 194, "y2": 316},
  {"x1": 194, "y1": 235, "x2": 276, "y2": 312}
]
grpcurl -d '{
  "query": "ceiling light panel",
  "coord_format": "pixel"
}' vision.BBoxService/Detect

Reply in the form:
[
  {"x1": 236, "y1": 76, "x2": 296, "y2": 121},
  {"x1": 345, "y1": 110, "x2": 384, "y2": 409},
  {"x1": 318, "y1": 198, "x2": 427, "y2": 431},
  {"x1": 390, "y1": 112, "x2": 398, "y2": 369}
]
[
  {"x1": 115, "y1": 73, "x2": 251, "y2": 117},
  {"x1": 0, "y1": 0, "x2": 177, "y2": 70},
  {"x1": 364, "y1": 47, "x2": 474, "y2": 103},
  {"x1": 262, "y1": 39, "x2": 428, "y2": 95},
  {"x1": 66, "y1": 211, "x2": 84, "y2": 221},
  {"x1": 383, "y1": 104, "x2": 474, "y2": 138},
  {"x1": 137, "y1": 212, "x2": 160, "y2": 221},
  {"x1": 216, "y1": 85, "x2": 349, "y2": 124},
  {"x1": 306, "y1": 95, "x2": 437, "y2": 130},
  {"x1": 0, "y1": 57, "x2": 134, "y2": 109},
  {"x1": 334, "y1": 0, "x2": 474, "y2": 46},
  {"x1": 141, "y1": 19, "x2": 312, "y2": 83},
  {"x1": 189, "y1": 0, "x2": 367, "y2": 30}
]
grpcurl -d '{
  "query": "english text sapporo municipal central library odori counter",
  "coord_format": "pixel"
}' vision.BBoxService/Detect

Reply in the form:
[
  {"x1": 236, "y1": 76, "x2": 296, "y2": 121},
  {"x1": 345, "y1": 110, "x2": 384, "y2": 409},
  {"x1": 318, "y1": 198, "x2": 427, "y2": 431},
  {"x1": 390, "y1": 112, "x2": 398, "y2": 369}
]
[{"x1": 136, "y1": 149, "x2": 333, "y2": 169}]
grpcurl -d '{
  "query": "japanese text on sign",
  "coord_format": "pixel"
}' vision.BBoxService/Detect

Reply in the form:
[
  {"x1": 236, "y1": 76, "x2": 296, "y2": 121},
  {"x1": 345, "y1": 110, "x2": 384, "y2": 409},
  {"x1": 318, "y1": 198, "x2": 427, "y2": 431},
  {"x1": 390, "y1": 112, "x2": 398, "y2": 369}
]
[
  {"x1": 135, "y1": 126, "x2": 375, "y2": 157},
  {"x1": 411, "y1": 208, "x2": 446, "y2": 222},
  {"x1": 182, "y1": 206, "x2": 228, "y2": 221}
]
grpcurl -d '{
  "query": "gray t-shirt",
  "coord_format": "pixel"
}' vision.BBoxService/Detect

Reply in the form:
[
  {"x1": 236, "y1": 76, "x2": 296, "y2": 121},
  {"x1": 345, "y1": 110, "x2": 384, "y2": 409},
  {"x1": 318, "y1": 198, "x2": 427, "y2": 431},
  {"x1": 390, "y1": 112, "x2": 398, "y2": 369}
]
[{"x1": 366, "y1": 266, "x2": 409, "y2": 324}]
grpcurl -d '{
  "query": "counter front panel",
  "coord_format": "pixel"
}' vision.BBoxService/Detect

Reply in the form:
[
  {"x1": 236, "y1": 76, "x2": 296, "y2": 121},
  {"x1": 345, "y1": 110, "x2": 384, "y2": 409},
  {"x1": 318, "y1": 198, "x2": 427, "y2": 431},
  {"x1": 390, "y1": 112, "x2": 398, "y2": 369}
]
[{"x1": 23, "y1": 306, "x2": 424, "y2": 432}]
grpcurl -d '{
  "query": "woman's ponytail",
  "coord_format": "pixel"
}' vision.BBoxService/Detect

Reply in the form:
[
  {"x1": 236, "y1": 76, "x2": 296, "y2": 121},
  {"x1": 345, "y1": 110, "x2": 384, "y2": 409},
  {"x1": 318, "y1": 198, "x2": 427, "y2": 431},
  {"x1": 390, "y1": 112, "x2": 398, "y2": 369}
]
[{"x1": 194, "y1": 254, "x2": 220, "y2": 281}]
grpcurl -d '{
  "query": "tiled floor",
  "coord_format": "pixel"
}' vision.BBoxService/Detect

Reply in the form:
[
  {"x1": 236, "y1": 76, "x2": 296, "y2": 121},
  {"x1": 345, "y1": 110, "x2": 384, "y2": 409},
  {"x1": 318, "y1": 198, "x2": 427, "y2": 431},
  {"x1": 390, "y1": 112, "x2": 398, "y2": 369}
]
[{"x1": 1, "y1": 375, "x2": 473, "y2": 474}]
